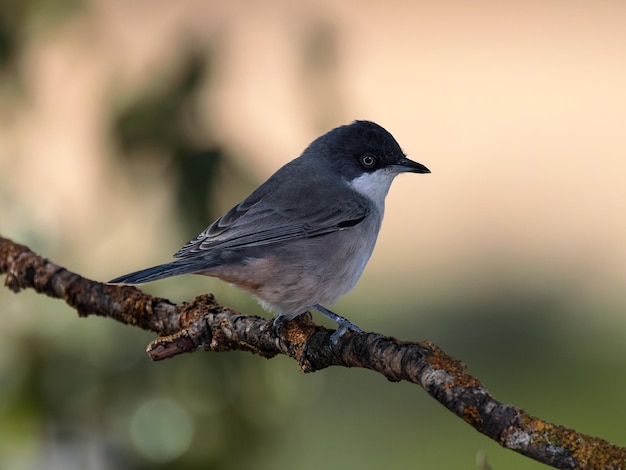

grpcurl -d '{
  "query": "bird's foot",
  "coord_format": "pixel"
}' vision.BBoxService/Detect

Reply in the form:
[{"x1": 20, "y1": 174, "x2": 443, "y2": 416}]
[
  {"x1": 272, "y1": 315, "x2": 288, "y2": 338},
  {"x1": 313, "y1": 304, "x2": 362, "y2": 348}
]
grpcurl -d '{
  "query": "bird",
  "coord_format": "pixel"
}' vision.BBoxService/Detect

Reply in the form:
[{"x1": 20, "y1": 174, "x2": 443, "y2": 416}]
[{"x1": 109, "y1": 120, "x2": 430, "y2": 344}]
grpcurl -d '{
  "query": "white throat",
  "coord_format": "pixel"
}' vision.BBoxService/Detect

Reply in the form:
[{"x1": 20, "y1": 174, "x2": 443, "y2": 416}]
[{"x1": 348, "y1": 168, "x2": 397, "y2": 211}]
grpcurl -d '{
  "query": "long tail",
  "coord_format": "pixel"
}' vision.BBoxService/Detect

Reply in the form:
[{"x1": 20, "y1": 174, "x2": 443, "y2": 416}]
[{"x1": 108, "y1": 260, "x2": 201, "y2": 285}]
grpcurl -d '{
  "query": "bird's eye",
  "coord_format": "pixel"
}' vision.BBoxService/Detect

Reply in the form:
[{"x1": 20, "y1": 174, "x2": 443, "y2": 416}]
[{"x1": 359, "y1": 154, "x2": 377, "y2": 169}]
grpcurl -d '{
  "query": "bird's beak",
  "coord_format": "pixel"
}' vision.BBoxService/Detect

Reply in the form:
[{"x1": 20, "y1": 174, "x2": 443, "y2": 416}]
[{"x1": 394, "y1": 156, "x2": 430, "y2": 174}]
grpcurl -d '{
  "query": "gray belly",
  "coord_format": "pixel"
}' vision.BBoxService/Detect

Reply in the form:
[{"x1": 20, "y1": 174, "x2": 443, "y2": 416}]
[{"x1": 210, "y1": 214, "x2": 382, "y2": 317}]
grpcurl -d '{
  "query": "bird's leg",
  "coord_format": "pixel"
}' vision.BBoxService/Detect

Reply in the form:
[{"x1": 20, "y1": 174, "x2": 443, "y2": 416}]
[{"x1": 313, "y1": 304, "x2": 362, "y2": 346}]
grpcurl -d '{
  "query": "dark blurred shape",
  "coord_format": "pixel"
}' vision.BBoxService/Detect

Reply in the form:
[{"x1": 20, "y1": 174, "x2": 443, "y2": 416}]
[
  {"x1": 0, "y1": 1, "x2": 18, "y2": 71},
  {"x1": 112, "y1": 45, "x2": 237, "y2": 236},
  {"x1": 0, "y1": 0, "x2": 83, "y2": 76}
]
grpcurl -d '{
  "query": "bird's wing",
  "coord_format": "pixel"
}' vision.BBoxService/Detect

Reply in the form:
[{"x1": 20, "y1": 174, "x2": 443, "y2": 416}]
[{"x1": 173, "y1": 187, "x2": 369, "y2": 259}]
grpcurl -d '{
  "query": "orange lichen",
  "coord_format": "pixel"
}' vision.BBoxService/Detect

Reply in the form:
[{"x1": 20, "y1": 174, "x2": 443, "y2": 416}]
[
  {"x1": 514, "y1": 413, "x2": 626, "y2": 468},
  {"x1": 423, "y1": 341, "x2": 483, "y2": 389},
  {"x1": 463, "y1": 405, "x2": 484, "y2": 428}
]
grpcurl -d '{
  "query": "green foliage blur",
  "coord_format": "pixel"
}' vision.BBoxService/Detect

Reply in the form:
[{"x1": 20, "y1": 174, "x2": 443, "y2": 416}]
[{"x1": 1, "y1": 3, "x2": 626, "y2": 470}]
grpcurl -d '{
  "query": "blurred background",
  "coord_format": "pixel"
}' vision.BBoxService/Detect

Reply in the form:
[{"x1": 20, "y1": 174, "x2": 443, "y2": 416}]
[{"x1": 1, "y1": 0, "x2": 626, "y2": 468}]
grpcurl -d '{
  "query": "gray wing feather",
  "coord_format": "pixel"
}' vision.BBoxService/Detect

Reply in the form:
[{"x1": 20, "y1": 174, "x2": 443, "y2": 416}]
[{"x1": 174, "y1": 186, "x2": 369, "y2": 260}]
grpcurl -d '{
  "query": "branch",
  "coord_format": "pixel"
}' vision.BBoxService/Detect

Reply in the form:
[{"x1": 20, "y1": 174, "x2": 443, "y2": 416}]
[{"x1": 1, "y1": 235, "x2": 624, "y2": 469}]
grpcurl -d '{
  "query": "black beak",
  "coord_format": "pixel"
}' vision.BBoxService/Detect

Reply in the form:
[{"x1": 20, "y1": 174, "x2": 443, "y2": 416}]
[{"x1": 395, "y1": 156, "x2": 430, "y2": 174}]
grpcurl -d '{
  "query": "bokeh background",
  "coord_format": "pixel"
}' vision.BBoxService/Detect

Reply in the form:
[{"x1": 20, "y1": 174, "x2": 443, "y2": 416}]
[{"x1": 1, "y1": 1, "x2": 626, "y2": 469}]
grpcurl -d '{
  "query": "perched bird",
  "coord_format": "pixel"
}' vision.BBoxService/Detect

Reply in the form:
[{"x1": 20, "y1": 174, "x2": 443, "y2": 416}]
[{"x1": 110, "y1": 121, "x2": 430, "y2": 343}]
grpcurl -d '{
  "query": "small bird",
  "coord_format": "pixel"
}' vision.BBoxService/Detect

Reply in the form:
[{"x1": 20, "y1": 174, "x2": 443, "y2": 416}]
[{"x1": 110, "y1": 121, "x2": 430, "y2": 343}]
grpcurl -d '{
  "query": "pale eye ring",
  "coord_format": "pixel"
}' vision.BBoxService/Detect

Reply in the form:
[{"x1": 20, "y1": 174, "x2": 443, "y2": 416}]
[{"x1": 360, "y1": 154, "x2": 376, "y2": 168}]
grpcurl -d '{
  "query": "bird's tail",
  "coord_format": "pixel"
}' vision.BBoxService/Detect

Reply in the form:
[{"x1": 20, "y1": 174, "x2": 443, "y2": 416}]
[{"x1": 108, "y1": 260, "x2": 200, "y2": 285}]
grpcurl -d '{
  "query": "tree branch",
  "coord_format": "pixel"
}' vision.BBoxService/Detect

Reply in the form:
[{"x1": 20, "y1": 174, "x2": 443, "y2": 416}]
[{"x1": 1, "y1": 235, "x2": 624, "y2": 469}]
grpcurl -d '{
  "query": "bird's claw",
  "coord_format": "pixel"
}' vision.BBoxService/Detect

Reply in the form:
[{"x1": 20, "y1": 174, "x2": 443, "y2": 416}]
[
  {"x1": 330, "y1": 322, "x2": 362, "y2": 350},
  {"x1": 272, "y1": 311, "x2": 313, "y2": 338},
  {"x1": 274, "y1": 307, "x2": 362, "y2": 351},
  {"x1": 312, "y1": 304, "x2": 362, "y2": 351}
]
